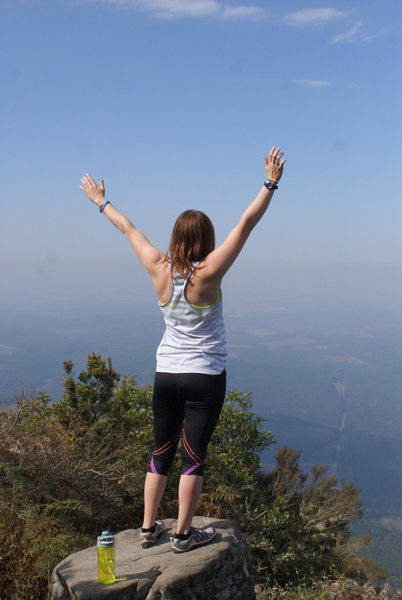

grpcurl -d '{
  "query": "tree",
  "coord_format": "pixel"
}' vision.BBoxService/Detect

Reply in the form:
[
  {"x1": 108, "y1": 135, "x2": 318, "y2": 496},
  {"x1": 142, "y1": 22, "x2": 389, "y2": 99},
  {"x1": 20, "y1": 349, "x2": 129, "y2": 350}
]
[
  {"x1": 57, "y1": 354, "x2": 121, "y2": 428},
  {"x1": 244, "y1": 447, "x2": 367, "y2": 585}
]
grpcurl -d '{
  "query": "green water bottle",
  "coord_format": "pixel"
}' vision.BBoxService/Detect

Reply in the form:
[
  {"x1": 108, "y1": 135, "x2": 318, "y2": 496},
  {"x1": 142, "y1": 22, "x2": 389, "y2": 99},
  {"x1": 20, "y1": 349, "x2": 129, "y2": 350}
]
[{"x1": 97, "y1": 530, "x2": 116, "y2": 584}]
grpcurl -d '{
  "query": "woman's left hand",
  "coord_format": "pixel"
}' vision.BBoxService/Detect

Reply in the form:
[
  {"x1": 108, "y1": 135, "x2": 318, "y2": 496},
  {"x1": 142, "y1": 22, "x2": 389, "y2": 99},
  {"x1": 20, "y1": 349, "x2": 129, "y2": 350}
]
[
  {"x1": 80, "y1": 174, "x2": 106, "y2": 207},
  {"x1": 263, "y1": 147, "x2": 286, "y2": 183}
]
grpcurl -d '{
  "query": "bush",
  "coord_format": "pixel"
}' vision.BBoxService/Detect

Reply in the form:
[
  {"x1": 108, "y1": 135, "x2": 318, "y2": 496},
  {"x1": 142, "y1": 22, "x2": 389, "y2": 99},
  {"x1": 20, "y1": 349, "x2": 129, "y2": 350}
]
[
  {"x1": 257, "y1": 579, "x2": 402, "y2": 600},
  {"x1": 0, "y1": 354, "x2": 383, "y2": 599}
]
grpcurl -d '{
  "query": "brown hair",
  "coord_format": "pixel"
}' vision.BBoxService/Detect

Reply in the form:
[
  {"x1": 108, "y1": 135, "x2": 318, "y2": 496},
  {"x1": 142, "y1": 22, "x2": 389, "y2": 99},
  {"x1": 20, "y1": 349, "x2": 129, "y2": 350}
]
[{"x1": 168, "y1": 210, "x2": 215, "y2": 276}]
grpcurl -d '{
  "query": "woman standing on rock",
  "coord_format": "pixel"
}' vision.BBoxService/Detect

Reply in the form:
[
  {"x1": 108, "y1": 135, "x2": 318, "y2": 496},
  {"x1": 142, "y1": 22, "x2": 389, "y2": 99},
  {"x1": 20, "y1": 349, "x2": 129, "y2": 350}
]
[{"x1": 80, "y1": 147, "x2": 285, "y2": 552}]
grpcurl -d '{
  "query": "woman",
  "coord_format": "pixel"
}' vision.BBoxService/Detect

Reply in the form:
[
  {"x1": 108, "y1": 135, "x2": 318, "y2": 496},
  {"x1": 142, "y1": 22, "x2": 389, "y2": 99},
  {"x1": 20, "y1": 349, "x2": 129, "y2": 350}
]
[{"x1": 80, "y1": 146, "x2": 285, "y2": 552}]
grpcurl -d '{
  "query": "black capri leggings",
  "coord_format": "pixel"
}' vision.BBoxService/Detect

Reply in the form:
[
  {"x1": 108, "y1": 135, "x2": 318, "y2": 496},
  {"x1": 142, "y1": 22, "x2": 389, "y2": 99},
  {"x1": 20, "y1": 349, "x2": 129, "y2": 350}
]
[{"x1": 148, "y1": 370, "x2": 226, "y2": 477}]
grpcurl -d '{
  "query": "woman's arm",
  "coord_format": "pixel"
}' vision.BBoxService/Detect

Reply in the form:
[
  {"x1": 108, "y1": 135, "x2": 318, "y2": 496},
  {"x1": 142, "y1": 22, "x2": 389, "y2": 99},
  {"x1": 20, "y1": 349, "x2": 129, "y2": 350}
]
[
  {"x1": 80, "y1": 174, "x2": 165, "y2": 275},
  {"x1": 202, "y1": 146, "x2": 286, "y2": 279}
]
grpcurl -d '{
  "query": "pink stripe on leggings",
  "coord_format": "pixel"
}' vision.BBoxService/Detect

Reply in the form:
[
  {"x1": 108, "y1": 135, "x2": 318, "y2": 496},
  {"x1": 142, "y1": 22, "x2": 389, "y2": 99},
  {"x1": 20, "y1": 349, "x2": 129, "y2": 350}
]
[
  {"x1": 183, "y1": 462, "x2": 204, "y2": 475},
  {"x1": 150, "y1": 457, "x2": 158, "y2": 474}
]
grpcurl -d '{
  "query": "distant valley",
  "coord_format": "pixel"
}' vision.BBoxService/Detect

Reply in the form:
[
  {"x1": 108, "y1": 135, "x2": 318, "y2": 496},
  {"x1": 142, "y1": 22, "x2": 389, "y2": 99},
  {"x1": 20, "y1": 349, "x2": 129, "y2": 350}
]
[{"x1": 1, "y1": 292, "x2": 401, "y2": 585}]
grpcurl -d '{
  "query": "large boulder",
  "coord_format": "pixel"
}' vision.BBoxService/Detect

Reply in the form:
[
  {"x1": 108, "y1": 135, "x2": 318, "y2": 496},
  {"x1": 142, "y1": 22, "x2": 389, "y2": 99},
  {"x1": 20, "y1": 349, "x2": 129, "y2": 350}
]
[{"x1": 50, "y1": 516, "x2": 256, "y2": 600}]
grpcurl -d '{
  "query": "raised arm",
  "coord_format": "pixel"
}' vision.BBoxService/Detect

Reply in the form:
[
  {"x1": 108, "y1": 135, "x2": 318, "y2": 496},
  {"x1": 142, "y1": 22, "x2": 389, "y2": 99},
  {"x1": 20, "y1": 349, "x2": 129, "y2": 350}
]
[
  {"x1": 202, "y1": 146, "x2": 286, "y2": 278},
  {"x1": 80, "y1": 174, "x2": 165, "y2": 275}
]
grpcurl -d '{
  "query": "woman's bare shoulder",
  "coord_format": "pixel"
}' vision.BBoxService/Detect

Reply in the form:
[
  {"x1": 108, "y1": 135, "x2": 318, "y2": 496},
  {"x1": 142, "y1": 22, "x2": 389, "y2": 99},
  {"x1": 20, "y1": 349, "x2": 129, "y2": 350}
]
[
  {"x1": 194, "y1": 258, "x2": 221, "y2": 283},
  {"x1": 152, "y1": 259, "x2": 172, "y2": 303}
]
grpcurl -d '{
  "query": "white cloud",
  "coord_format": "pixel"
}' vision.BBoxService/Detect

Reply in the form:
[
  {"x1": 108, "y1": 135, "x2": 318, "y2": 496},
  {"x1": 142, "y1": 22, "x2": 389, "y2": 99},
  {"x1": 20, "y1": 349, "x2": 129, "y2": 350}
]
[
  {"x1": 293, "y1": 79, "x2": 333, "y2": 88},
  {"x1": 330, "y1": 21, "x2": 385, "y2": 44},
  {"x1": 132, "y1": 0, "x2": 219, "y2": 18},
  {"x1": 88, "y1": 0, "x2": 266, "y2": 20},
  {"x1": 222, "y1": 5, "x2": 266, "y2": 19},
  {"x1": 330, "y1": 21, "x2": 362, "y2": 43},
  {"x1": 284, "y1": 8, "x2": 354, "y2": 26},
  {"x1": 292, "y1": 79, "x2": 360, "y2": 89}
]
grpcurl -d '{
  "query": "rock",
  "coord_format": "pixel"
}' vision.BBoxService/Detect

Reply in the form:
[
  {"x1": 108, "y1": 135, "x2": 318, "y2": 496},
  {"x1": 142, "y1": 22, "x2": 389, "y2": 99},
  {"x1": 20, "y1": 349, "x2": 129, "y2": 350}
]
[{"x1": 50, "y1": 516, "x2": 256, "y2": 600}]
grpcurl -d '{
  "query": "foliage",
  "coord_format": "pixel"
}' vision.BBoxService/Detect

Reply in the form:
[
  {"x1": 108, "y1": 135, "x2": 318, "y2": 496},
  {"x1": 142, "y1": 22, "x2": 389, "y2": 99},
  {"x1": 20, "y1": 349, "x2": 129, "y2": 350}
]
[
  {"x1": 257, "y1": 579, "x2": 402, "y2": 600},
  {"x1": 0, "y1": 353, "x2": 386, "y2": 599}
]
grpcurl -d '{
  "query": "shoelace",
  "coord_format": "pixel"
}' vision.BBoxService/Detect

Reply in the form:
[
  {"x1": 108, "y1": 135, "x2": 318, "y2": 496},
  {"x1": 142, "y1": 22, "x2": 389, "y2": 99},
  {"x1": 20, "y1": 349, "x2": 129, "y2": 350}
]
[{"x1": 191, "y1": 529, "x2": 209, "y2": 541}]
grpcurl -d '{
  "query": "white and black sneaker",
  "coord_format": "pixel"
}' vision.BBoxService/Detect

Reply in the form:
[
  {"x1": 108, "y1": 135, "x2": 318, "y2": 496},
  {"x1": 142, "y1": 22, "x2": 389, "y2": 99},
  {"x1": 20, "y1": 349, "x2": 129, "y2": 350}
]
[
  {"x1": 139, "y1": 520, "x2": 165, "y2": 548},
  {"x1": 170, "y1": 526, "x2": 216, "y2": 553}
]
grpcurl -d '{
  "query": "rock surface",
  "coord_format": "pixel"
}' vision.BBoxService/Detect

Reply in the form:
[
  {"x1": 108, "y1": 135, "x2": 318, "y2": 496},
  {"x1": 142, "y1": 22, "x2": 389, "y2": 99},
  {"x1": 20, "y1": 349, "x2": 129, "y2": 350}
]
[{"x1": 50, "y1": 516, "x2": 256, "y2": 600}]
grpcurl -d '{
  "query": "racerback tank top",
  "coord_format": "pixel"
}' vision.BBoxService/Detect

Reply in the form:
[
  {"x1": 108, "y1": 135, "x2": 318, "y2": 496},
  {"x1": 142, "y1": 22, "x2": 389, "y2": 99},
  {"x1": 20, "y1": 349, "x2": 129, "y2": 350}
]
[{"x1": 156, "y1": 271, "x2": 226, "y2": 374}]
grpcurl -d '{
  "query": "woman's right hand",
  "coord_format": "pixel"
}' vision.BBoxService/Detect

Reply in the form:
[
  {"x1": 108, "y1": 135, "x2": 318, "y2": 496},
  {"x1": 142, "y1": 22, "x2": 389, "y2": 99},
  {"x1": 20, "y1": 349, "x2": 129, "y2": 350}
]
[
  {"x1": 80, "y1": 174, "x2": 106, "y2": 207},
  {"x1": 263, "y1": 147, "x2": 286, "y2": 183}
]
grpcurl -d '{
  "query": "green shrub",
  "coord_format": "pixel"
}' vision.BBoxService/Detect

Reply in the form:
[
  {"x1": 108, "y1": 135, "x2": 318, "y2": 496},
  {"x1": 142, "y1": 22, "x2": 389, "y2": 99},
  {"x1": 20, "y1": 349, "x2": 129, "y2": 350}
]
[
  {"x1": 257, "y1": 579, "x2": 402, "y2": 600},
  {"x1": 0, "y1": 354, "x2": 385, "y2": 599}
]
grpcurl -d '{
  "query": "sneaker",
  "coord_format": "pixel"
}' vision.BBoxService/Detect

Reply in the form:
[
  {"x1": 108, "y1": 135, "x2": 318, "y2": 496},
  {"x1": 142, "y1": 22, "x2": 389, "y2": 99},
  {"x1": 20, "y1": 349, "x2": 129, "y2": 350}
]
[
  {"x1": 170, "y1": 526, "x2": 216, "y2": 553},
  {"x1": 139, "y1": 520, "x2": 165, "y2": 548}
]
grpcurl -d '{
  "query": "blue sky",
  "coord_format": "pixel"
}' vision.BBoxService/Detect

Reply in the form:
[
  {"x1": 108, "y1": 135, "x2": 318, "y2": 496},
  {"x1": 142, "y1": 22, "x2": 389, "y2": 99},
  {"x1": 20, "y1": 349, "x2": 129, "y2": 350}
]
[{"x1": 1, "y1": 0, "x2": 401, "y2": 308}]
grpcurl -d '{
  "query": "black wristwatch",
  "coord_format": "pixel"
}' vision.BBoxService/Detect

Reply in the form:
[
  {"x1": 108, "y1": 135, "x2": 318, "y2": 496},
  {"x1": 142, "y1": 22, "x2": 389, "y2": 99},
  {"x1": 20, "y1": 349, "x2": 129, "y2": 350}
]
[{"x1": 264, "y1": 179, "x2": 278, "y2": 191}]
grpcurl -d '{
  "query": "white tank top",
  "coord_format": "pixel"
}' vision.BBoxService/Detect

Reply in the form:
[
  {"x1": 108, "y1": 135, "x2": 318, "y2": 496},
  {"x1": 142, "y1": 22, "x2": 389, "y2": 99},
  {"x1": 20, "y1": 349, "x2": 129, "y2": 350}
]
[{"x1": 156, "y1": 272, "x2": 226, "y2": 375}]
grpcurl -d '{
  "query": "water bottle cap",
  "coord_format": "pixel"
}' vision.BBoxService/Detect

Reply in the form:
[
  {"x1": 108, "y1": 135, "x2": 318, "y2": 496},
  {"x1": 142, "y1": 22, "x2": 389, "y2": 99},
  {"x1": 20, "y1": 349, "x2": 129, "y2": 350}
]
[{"x1": 97, "y1": 531, "x2": 115, "y2": 547}]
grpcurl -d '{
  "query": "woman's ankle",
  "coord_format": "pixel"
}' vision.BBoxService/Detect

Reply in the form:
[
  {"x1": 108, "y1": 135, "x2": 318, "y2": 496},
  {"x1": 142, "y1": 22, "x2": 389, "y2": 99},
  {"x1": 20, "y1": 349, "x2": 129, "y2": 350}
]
[{"x1": 174, "y1": 530, "x2": 191, "y2": 540}]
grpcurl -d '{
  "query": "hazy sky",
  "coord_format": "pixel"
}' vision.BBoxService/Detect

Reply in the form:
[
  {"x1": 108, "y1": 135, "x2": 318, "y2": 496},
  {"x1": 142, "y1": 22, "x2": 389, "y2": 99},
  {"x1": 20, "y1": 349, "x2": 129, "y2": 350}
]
[{"x1": 1, "y1": 0, "x2": 401, "y2": 307}]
